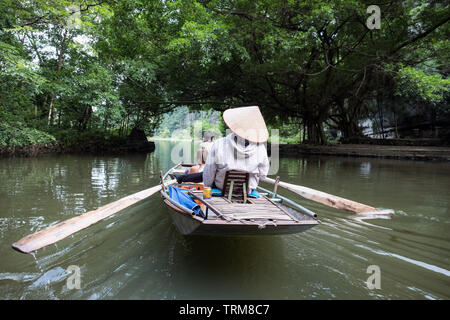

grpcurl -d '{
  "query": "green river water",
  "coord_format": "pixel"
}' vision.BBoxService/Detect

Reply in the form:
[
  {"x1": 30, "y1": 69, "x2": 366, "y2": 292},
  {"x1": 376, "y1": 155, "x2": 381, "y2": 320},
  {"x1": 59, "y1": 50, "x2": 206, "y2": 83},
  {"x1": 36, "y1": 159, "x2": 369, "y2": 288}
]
[{"x1": 0, "y1": 141, "x2": 449, "y2": 299}]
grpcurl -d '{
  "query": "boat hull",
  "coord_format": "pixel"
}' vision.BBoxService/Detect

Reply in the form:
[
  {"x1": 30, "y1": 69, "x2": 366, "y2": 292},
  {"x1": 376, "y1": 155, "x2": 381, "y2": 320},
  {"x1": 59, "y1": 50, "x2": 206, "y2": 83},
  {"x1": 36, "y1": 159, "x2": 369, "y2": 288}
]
[{"x1": 163, "y1": 198, "x2": 318, "y2": 236}]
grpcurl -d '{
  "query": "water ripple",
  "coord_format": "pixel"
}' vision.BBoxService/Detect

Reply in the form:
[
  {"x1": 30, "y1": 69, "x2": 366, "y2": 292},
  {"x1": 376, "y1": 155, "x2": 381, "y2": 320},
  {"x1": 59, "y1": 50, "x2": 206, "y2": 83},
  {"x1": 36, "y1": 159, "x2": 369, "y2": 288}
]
[{"x1": 355, "y1": 244, "x2": 450, "y2": 277}]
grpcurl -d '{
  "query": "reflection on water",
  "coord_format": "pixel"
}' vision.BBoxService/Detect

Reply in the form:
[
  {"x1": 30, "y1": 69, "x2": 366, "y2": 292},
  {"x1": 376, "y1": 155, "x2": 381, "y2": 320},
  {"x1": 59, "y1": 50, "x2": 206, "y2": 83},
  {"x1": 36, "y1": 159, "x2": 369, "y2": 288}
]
[
  {"x1": 359, "y1": 162, "x2": 371, "y2": 177},
  {"x1": 0, "y1": 141, "x2": 449, "y2": 299}
]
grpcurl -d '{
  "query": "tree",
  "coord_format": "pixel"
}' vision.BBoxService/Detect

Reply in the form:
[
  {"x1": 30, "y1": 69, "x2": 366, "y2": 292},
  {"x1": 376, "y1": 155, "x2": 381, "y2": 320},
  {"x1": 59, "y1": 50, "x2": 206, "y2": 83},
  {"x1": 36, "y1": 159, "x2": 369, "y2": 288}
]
[{"x1": 0, "y1": 0, "x2": 448, "y2": 150}]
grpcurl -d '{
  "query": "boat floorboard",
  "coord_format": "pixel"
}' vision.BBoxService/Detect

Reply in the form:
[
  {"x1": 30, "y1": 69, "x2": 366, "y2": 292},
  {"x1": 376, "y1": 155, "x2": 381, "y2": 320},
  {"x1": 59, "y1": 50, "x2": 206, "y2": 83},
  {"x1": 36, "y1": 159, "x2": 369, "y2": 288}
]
[{"x1": 191, "y1": 191, "x2": 294, "y2": 221}]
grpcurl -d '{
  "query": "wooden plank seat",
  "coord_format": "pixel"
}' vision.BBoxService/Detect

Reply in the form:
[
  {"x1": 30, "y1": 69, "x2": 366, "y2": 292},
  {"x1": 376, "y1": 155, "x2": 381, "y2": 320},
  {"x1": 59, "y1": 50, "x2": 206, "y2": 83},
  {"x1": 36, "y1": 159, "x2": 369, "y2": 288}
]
[{"x1": 222, "y1": 170, "x2": 249, "y2": 202}]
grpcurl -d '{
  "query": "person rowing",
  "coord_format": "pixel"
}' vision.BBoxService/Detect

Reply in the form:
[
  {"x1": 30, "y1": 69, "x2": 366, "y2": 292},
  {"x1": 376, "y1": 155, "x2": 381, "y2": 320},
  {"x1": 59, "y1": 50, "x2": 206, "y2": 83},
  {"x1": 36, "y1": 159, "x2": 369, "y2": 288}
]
[
  {"x1": 202, "y1": 106, "x2": 270, "y2": 197},
  {"x1": 174, "y1": 106, "x2": 270, "y2": 197}
]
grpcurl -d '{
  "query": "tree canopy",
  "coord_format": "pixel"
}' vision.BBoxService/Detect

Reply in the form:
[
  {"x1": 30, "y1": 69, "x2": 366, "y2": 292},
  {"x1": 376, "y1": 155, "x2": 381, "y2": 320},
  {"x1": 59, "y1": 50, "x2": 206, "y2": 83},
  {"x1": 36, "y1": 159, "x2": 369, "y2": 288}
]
[{"x1": 0, "y1": 0, "x2": 449, "y2": 148}]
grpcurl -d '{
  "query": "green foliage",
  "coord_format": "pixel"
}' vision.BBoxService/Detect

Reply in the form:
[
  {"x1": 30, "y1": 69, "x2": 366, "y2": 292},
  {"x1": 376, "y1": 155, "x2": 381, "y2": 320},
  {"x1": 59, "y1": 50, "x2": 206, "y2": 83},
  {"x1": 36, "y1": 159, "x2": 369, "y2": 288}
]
[
  {"x1": 395, "y1": 66, "x2": 450, "y2": 104},
  {"x1": 0, "y1": 123, "x2": 56, "y2": 147},
  {"x1": 0, "y1": 0, "x2": 449, "y2": 151},
  {"x1": 0, "y1": 41, "x2": 46, "y2": 124},
  {"x1": 46, "y1": 127, "x2": 78, "y2": 146},
  {"x1": 267, "y1": 120, "x2": 303, "y2": 144},
  {"x1": 155, "y1": 107, "x2": 223, "y2": 140}
]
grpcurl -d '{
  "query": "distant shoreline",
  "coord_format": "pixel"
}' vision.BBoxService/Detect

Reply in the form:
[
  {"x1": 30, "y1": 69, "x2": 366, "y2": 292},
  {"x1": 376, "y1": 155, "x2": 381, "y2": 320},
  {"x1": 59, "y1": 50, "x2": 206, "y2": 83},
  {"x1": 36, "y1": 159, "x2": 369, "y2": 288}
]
[
  {"x1": 149, "y1": 138, "x2": 450, "y2": 161},
  {"x1": 148, "y1": 137, "x2": 202, "y2": 142},
  {"x1": 277, "y1": 144, "x2": 450, "y2": 161},
  {"x1": 2, "y1": 139, "x2": 449, "y2": 161},
  {"x1": 1, "y1": 137, "x2": 155, "y2": 158}
]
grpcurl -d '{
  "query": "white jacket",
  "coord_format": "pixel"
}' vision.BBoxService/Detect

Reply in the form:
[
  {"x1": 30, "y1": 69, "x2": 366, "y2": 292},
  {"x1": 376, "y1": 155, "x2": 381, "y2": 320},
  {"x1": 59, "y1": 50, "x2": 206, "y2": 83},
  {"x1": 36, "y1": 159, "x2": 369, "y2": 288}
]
[{"x1": 202, "y1": 133, "x2": 270, "y2": 190}]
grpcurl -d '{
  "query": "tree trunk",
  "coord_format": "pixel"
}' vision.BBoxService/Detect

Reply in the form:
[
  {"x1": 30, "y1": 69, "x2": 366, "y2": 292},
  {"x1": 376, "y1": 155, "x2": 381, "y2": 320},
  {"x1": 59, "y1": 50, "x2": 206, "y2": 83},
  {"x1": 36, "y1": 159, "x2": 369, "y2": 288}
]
[
  {"x1": 376, "y1": 93, "x2": 384, "y2": 139},
  {"x1": 48, "y1": 29, "x2": 68, "y2": 127},
  {"x1": 304, "y1": 119, "x2": 325, "y2": 145},
  {"x1": 48, "y1": 98, "x2": 54, "y2": 126},
  {"x1": 336, "y1": 98, "x2": 363, "y2": 140}
]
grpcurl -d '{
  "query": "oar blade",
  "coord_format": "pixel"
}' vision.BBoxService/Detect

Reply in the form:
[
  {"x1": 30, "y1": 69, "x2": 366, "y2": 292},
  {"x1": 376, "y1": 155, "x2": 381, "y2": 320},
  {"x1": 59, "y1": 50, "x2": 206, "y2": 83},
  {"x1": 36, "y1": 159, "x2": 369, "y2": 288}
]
[
  {"x1": 261, "y1": 177, "x2": 392, "y2": 215},
  {"x1": 12, "y1": 180, "x2": 174, "y2": 254},
  {"x1": 12, "y1": 198, "x2": 137, "y2": 254}
]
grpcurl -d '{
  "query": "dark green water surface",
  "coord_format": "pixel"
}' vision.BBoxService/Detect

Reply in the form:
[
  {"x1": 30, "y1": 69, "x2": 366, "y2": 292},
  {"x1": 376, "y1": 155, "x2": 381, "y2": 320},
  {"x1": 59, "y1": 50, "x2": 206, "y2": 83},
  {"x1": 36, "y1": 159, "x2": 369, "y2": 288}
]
[{"x1": 0, "y1": 141, "x2": 448, "y2": 299}]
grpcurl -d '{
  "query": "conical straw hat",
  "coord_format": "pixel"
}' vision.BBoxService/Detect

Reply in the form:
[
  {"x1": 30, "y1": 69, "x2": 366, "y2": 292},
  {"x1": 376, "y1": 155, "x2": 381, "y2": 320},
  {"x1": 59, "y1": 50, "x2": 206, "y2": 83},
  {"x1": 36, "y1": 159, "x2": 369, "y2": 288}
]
[{"x1": 223, "y1": 106, "x2": 269, "y2": 143}]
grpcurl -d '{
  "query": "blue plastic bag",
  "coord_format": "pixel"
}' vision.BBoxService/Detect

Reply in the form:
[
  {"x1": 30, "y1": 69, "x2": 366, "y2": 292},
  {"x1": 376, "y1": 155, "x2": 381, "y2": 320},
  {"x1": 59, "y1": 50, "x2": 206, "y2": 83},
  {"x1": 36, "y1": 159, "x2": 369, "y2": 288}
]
[{"x1": 168, "y1": 185, "x2": 205, "y2": 218}]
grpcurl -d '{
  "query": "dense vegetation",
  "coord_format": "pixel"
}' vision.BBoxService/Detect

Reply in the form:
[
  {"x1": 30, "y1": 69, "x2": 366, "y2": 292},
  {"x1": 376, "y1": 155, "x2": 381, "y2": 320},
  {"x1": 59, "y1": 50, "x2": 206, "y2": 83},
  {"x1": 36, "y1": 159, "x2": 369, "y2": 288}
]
[
  {"x1": 0, "y1": 0, "x2": 448, "y2": 152},
  {"x1": 154, "y1": 107, "x2": 225, "y2": 140}
]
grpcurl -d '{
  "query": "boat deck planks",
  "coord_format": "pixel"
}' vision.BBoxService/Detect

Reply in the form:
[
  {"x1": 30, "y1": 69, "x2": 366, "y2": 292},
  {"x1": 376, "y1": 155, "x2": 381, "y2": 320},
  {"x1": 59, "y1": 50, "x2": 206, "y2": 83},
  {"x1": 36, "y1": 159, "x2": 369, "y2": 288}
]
[
  {"x1": 190, "y1": 191, "x2": 294, "y2": 221},
  {"x1": 161, "y1": 164, "x2": 319, "y2": 236}
]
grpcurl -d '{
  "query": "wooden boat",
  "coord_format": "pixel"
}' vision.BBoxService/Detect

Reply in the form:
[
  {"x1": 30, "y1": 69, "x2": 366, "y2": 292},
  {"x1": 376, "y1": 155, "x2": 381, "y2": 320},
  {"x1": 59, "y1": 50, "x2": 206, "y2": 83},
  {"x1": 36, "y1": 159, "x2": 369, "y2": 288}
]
[{"x1": 160, "y1": 164, "x2": 320, "y2": 236}]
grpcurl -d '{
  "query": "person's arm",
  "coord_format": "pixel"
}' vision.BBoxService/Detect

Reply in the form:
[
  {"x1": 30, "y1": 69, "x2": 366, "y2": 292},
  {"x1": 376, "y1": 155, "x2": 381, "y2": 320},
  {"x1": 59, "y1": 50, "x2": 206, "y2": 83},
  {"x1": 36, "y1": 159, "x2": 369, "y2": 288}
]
[{"x1": 202, "y1": 143, "x2": 217, "y2": 187}]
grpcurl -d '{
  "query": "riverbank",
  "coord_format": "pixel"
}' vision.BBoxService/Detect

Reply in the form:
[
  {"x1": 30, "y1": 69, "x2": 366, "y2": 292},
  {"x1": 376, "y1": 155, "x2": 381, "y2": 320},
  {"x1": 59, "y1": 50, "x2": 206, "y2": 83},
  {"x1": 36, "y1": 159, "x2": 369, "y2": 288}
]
[
  {"x1": 0, "y1": 129, "x2": 155, "y2": 157},
  {"x1": 278, "y1": 144, "x2": 450, "y2": 161},
  {"x1": 0, "y1": 140, "x2": 156, "y2": 157},
  {"x1": 3, "y1": 137, "x2": 448, "y2": 161}
]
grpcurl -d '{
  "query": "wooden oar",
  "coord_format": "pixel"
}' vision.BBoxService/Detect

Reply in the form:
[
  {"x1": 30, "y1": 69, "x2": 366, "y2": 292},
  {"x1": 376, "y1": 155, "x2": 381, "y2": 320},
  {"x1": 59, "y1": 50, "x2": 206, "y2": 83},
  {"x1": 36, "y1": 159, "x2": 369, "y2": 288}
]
[
  {"x1": 260, "y1": 177, "x2": 393, "y2": 215},
  {"x1": 12, "y1": 179, "x2": 176, "y2": 254}
]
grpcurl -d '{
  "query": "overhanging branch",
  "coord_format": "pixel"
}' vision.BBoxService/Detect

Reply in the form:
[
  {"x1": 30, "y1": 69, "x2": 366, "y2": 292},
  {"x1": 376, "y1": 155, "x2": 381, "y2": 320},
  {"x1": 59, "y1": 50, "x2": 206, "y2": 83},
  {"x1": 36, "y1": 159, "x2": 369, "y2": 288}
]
[{"x1": 390, "y1": 16, "x2": 450, "y2": 55}]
